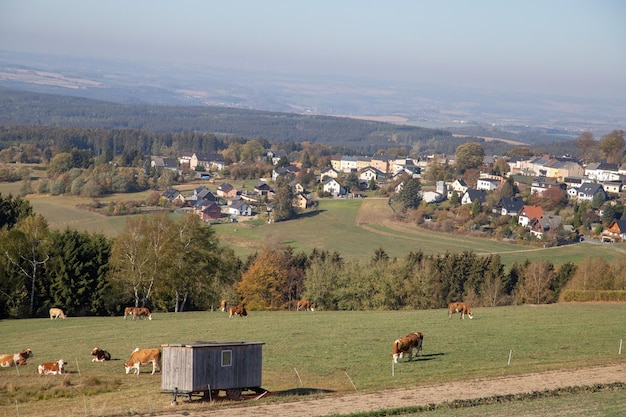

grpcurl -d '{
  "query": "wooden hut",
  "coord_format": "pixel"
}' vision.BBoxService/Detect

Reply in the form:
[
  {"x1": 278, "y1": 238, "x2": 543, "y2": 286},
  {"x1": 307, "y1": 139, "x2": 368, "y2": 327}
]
[{"x1": 161, "y1": 341, "x2": 264, "y2": 401}]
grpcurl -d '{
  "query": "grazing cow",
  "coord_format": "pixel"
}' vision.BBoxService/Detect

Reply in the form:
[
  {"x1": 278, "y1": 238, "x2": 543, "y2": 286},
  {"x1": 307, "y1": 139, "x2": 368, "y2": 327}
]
[
  {"x1": 220, "y1": 300, "x2": 228, "y2": 312},
  {"x1": 296, "y1": 300, "x2": 315, "y2": 311},
  {"x1": 124, "y1": 306, "x2": 152, "y2": 320},
  {"x1": 405, "y1": 332, "x2": 424, "y2": 357},
  {"x1": 38, "y1": 359, "x2": 66, "y2": 375},
  {"x1": 49, "y1": 307, "x2": 66, "y2": 319},
  {"x1": 392, "y1": 337, "x2": 415, "y2": 363},
  {"x1": 448, "y1": 302, "x2": 473, "y2": 320},
  {"x1": 0, "y1": 349, "x2": 33, "y2": 367},
  {"x1": 229, "y1": 305, "x2": 247, "y2": 318},
  {"x1": 134, "y1": 307, "x2": 152, "y2": 320},
  {"x1": 124, "y1": 348, "x2": 161, "y2": 376},
  {"x1": 91, "y1": 347, "x2": 111, "y2": 362}
]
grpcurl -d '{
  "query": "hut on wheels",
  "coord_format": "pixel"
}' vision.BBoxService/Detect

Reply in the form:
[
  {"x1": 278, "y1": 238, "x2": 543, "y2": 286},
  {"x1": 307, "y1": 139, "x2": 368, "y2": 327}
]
[{"x1": 161, "y1": 341, "x2": 265, "y2": 402}]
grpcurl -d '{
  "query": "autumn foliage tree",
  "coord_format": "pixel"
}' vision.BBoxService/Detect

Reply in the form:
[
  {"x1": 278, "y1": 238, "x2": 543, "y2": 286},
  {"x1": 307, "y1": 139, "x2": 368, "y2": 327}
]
[{"x1": 236, "y1": 246, "x2": 290, "y2": 310}]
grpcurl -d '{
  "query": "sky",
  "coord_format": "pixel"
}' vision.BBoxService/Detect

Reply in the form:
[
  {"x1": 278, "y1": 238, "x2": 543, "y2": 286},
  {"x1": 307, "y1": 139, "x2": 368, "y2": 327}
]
[{"x1": 1, "y1": 0, "x2": 625, "y2": 99}]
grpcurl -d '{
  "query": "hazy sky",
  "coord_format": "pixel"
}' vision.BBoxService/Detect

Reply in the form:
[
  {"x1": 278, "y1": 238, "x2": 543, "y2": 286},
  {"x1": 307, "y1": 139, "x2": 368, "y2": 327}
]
[{"x1": 1, "y1": 0, "x2": 625, "y2": 98}]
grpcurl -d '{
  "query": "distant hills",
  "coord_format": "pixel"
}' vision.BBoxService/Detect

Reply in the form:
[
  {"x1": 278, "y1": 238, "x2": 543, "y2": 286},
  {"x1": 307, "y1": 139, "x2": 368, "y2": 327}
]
[{"x1": 1, "y1": 49, "x2": 624, "y2": 136}]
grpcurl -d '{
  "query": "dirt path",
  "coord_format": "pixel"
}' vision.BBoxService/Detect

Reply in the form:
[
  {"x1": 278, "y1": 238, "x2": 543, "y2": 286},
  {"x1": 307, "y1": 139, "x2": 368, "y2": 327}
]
[{"x1": 153, "y1": 363, "x2": 626, "y2": 417}]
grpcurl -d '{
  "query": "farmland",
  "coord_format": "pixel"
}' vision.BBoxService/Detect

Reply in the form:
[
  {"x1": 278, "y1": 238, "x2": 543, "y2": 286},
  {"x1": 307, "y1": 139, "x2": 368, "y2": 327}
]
[
  {"x1": 1, "y1": 304, "x2": 625, "y2": 416},
  {"x1": 6, "y1": 179, "x2": 624, "y2": 266}
]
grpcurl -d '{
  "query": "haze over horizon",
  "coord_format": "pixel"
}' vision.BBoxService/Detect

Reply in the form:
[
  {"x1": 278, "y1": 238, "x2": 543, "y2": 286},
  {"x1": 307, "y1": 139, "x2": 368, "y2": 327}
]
[{"x1": 2, "y1": 0, "x2": 625, "y2": 100}]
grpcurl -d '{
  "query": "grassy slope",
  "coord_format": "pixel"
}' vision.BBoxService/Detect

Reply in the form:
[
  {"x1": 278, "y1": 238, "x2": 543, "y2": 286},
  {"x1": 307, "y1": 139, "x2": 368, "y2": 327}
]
[
  {"x1": 1, "y1": 304, "x2": 625, "y2": 416},
  {"x1": 1, "y1": 181, "x2": 621, "y2": 264}
]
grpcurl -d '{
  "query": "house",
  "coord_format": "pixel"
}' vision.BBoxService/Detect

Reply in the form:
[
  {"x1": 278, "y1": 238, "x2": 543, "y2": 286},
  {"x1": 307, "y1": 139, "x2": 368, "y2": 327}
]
[
  {"x1": 216, "y1": 182, "x2": 238, "y2": 199},
  {"x1": 461, "y1": 189, "x2": 487, "y2": 205},
  {"x1": 190, "y1": 153, "x2": 226, "y2": 171},
  {"x1": 152, "y1": 157, "x2": 179, "y2": 171},
  {"x1": 576, "y1": 183, "x2": 606, "y2": 202},
  {"x1": 476, "y1": 177, "x2": 500, "y2": 191},
  {"x1": 529, "y1": 214, "x2": 562, "y2": 239},
  {"x1": 370, "y1": 154, "x2": 394, "y2": 173},
  {"x1": 178, "y1": 153, "x2": 193, "y2": 166},
  {"x1": 339, "y1": 156, "x2": 358, "y2": 173},
  {"x1": 162, "y1": 188, "x2": 186, "y2": 204},
  {"x1": 518, "y1": 205, "x2": 544, "y2": 227},
  {"x1": 228, "y1": 200, "x2": 252, "y2": 216},
  {"x1": 392, "y1": 158, "x2": 421, "y2": 178},
  {"x1": 602, "y1": 181, "x2": 623, "y2": 195},
  {"x1": 272, "y1": 165, "x2": 300, "y2": 181},
  {"x1": 356, "y1": 156, "x2": 372, "y2": 171},
  {"x1": 295, "y1": 193, "x2": 310, "y2": 209},
  {"x1": 448, "y1": 179, "x2": 469, "y2": 199},
  {"x1": 320, "y1": 166, "x2": 340, "y2": 182},
  {"x1": 585, "y1": 162, "x2": 620, "y2": 182},
  {"x1": 323, "y1": 178, "x2": 346, "y2": 197},
  {"x1": 265, "y1": 149, "x2": 287, "y2": 165},
  {"x1": 359, "y1": 166, "x2": 385, "y2": 183},
  {"x1": 530, "y1": 177, "x2": 567, "y2": 195},
  {"x1": 194, "y1": 200, "x2": 221, "y2": 221},
  {"x1": 422, "y1": 190, "x2": 445, "y2": 203},
  {"x1": 493, "y1": 196, "x2": 525, "y2": 216},
  {"x1": 254, "y1": 181, "x2": 272, "y2": 196},
  {"x1": 192, "y1": 187, "x2": 218, "y2": 203},
  {"x1": 601, "y1": 219, "x2": 626, "y2": 243}
]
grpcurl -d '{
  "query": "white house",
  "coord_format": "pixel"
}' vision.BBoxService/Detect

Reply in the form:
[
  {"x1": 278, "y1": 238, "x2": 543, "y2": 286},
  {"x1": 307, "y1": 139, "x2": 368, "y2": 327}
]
[
  {"x1": 576, "y1": 183, "x2": 607, "y2": 202},
  {"x1": 320, "y1": 166, "x2": 340, "y2": 182},
  {"x1": 228, "y1": 200, "x2": 252, "y2": 216},
  {"x1": 476, "y1": 177, "x2": 500, "y2": 191},
  {"x1": 323, "y1": 178, "x2": 346, "y2": 197},
  {"x1": 359, "y1": 166, "x2": 385, "y2": 182},
  {"x1": 585, "y1": 162, "x2": 620, "y2": 182}
]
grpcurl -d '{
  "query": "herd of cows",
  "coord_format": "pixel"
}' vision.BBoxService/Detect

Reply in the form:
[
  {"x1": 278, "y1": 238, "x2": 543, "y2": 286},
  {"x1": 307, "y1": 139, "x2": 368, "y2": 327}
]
[
  {"x1": 0, "y1": 307, "x2": 160, "y2": 377},
  {"x1": 1, "y1": 300, "x2": 473, "y2": 380}
]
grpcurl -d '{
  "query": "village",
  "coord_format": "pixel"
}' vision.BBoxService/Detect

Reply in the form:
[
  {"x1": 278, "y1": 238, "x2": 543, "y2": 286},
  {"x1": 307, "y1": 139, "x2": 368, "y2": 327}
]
[{"x1": 153, "y1": 148, "x2": 626, "y2": 245}]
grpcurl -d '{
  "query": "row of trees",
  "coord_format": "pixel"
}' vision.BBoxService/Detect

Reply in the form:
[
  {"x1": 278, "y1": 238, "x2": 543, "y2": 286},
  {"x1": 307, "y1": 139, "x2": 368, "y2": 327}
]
[{"x1": 237, "y1": 246, "x2": 584, "y2": 311}]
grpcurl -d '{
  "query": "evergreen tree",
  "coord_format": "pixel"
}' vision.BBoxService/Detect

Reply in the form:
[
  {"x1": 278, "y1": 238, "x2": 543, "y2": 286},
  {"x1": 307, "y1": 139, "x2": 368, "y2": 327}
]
[
  {"x1": 273, "y1": 179, "x2": 297, "y2": 221},
  {"x1": 397, "y1": 178, "x2": 422, "y2": 210}
]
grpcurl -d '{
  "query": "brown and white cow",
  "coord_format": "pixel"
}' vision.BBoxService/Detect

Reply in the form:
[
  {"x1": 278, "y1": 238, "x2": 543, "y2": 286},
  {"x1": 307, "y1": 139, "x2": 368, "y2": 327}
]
[
  {"x1": 124, "y1": 348, "x2": 161, "y2": 376},
  {"x1": 134, "y1": 307, "x2": 152, "y2": 320},
  {"x1": 38, "y1": 359, "x2": 66, "y2": 375},
  {"x1": 296, "y1": 300, "x2": 315, "y2": 311},
  {"x1": 0, "y1": 349, "x2": 33, "y2": 367},
  {"x1": 124, "y1": 306, "x2": 152, "y2": 320},
  {"x1": 229, "y1": 305, "x2": 247, "y2": 318},
  {"x1": 220, "y1": 300, "x2": 228, "y2": 312},
  {"x1": 91, "y1": 347, "x2": 111, "y2": 362},
  {"x1": 405, "y1": 332, "x2": 424, "y2": 357},
  {"x1": 448, "y1": 302, "x2": 473, "y2": 320},
  {"x1": 49, "y1": 307, "x2": 66, "y2": 319},
  {"x1": 392, "y1": 337, "x2": 415, "y2": 363}
]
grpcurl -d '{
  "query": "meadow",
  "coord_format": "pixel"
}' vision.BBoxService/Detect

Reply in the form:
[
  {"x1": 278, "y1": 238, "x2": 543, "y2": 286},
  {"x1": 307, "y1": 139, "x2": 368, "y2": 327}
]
[
  {"x1": 1, "y1": 304, "x2": 625, "y2": 416},
  {"x1": 5, "y1": 180, "x2": 623, "y2": 266}
]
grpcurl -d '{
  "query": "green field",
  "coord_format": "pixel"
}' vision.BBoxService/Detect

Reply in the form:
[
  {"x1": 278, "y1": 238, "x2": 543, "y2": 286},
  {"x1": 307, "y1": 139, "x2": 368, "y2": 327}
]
[
  {"x1": 2, "y1": 183, "x2": 624, "y2": 265},
  {"x1": 1, "y1": 304, "x2": 625, "y2": 416}
]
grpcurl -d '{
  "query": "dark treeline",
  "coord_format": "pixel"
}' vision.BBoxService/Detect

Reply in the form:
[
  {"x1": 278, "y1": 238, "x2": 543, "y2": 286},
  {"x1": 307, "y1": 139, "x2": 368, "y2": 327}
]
[
  {"x1": 0, "y1": 125, "x2": 227, "y2": 157},
  {"x1": 1, "y1": 89, "x2": 461, "y2": 153}
]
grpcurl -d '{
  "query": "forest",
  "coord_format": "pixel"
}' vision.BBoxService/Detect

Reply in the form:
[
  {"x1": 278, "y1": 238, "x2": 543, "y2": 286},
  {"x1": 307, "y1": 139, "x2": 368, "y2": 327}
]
[{"x1": 0, "y1": 88, "x2": 578, "y2": 157}]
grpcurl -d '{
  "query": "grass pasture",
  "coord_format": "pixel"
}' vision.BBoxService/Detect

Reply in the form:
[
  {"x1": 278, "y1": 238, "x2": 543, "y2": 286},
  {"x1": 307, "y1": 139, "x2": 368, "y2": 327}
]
[
  {"x1": 2, "y1": 181, "x2": 624, "y2": 264},
  {"x1": 1, "y1": 303, "x2": 625, "y2": 416}
]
